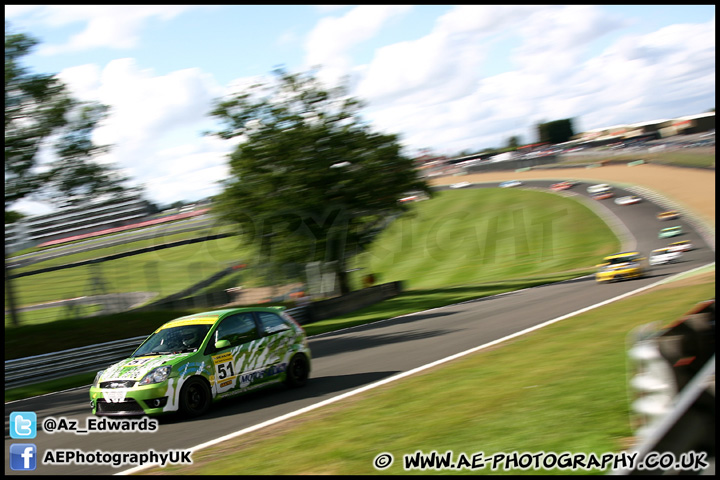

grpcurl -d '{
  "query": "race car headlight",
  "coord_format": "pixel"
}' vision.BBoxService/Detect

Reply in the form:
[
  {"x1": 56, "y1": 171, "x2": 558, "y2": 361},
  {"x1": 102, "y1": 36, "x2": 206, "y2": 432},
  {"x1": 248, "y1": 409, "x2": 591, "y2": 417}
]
[
  {"x1": 93, "y1": 370, "x2": 104, "y2": 388},
  {"x1": 138, "y1": 366, "x2": 171, "y2": 386}
]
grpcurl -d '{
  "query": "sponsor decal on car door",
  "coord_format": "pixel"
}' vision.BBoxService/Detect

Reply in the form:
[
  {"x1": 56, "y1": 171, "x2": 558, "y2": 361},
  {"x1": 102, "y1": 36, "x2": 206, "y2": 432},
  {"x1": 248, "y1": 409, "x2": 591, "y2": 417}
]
[{"x1": 256, "y1": 312, "x2": 297, "y2": 377}]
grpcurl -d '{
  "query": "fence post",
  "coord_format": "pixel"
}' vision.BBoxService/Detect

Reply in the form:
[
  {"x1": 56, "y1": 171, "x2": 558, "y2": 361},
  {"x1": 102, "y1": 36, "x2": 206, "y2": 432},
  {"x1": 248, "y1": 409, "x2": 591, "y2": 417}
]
[{"x1": 5, "y1": 246, "x2": 21, "y2": 327}]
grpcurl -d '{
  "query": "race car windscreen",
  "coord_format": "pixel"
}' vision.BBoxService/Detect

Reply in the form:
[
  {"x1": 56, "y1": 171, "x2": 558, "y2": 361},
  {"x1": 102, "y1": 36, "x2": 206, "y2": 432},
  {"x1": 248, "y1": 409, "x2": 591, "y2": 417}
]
[{"x1": 132, "y1": 325, "x2": 213, "y2": 356}]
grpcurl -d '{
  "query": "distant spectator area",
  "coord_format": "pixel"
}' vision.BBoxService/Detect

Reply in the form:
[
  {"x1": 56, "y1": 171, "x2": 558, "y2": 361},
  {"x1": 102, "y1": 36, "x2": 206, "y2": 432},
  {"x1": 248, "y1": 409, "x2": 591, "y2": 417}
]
[{"x1": 5, "y1": 194, "x2": 198, "y2": 252}]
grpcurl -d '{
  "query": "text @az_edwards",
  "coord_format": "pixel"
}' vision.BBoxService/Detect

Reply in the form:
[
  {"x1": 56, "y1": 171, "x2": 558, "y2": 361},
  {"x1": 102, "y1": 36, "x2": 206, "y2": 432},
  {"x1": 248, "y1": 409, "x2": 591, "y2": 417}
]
[{"x1": 42, "y1": 416, "x2": 157, "y2": 434}]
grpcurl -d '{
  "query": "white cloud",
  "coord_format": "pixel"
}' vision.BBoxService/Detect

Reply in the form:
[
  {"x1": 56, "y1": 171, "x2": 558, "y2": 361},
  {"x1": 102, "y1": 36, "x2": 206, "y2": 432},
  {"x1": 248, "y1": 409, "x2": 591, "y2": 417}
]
[
  {"x1": 52, "y1": 57, "x2": 233, "y2": 207},
  {"x1": 139, "y1": 135, "x2": 234, "y2": 206},
  {"x1": 11, "y1": 198, "x2": 56, "y2": 216},
  {"x1": 305, "y1": 5, "x2": 412, "y2": 85},
  {"x1": 574, "y1": 17, "x2": 716, "y2": 129},
  {"x1": 4, "y1": 5, "x2": 41, "y2": 17},
  {"x1": 350, "y1": 5, "x2": 715, "y2": 154},
  {"x1": 6, "y1": 5, "x2": 715, "y2": 215},
  {"x1": 56, "y1": 64, "x2": 103, "y2": 100},
  {"x1": 11, "y1": 5, "x2": 208, "y2": 54}
]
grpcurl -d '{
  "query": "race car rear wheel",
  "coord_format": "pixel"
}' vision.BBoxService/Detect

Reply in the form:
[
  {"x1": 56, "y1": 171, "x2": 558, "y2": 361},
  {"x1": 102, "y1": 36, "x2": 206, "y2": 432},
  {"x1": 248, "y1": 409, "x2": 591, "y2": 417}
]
[
  {"x1": 179, "y1": 377, "x2": 211, "y2": 417},
  {"x1": 285, "y1": 353, "x2": 310, "y2": 388}
]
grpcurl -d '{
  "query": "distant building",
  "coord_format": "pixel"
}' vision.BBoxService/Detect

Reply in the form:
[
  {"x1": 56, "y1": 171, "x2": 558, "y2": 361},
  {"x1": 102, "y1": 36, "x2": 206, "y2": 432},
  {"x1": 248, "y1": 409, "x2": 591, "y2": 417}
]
[
  {"x1": 5, "y1": 193, "x2": 154, "y2": 253},
  {"x1": 572, "y1": 112, "x2": 715, "y2": 147},
  {"x1": 660, "y1": 112, "x2": 715, "y2": 137},
  {"x1": 488, "y1": 151, "x2": 517, "y2": 163}
]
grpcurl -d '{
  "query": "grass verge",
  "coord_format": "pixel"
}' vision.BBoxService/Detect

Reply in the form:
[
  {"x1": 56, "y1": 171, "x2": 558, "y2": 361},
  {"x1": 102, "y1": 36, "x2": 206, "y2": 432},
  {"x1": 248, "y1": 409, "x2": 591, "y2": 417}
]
[{"x1": 556, "y1": 151, "x2": 714, "y2": 169}]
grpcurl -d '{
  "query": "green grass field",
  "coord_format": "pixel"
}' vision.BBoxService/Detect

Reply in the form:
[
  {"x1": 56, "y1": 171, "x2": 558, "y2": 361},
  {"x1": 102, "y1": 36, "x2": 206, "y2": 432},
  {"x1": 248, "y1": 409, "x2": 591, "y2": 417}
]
[
  {"x1": 5, "y1": 231, "x2": 254, "y2": 327},
  {"x1": 556, "y1": 150, "x2": 714, "y2": 169},
  {"x1": 356, "y1": 189, "x2": 615, "y2": 289}
]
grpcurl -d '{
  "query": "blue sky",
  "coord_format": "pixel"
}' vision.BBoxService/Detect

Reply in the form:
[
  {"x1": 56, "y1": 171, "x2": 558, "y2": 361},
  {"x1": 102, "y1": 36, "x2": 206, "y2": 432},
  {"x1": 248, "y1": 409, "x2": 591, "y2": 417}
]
[{"x1": 5, "y1": 5, "x2": 716, "y2": 214}]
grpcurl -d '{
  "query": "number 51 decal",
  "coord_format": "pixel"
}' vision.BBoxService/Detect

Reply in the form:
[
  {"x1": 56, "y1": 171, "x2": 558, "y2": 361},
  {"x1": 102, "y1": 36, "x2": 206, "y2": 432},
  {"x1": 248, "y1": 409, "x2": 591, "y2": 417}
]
[
  {"x1": 216, "y1": 360, "x2": 235, "y2": 380},
  {"x1": 212, "y1": 352, "x2": 236, "y2": 386}
]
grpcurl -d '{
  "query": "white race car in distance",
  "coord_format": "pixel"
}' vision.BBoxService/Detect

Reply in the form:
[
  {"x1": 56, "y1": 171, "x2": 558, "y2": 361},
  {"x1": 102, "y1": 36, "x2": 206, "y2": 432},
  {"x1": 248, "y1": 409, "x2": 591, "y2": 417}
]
[
  {"x1": 649, "y1": 247, "x2": 682, "y2": 266},
  {"x1": 667, "y1": 240, "x2": 693, "y2": 253},
  {"x1": 587, "y1": 184, "x2": 612, "y2": 194},
  {"x1": 614, "y1": 195, "x2": 642, "y2": 205}
]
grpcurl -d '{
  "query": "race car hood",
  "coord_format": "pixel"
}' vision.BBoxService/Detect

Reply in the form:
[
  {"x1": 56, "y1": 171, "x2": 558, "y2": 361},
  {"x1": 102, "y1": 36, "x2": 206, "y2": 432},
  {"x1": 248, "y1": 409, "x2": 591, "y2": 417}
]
[{"x1": 99, "y1": 352, "x2": 194, "y2": 382}]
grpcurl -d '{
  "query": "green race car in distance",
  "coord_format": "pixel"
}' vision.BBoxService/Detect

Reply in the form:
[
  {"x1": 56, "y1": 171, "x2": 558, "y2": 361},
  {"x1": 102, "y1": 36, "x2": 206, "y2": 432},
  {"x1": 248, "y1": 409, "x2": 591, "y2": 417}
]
[
  {"x1": 659, "y1": 226, "x2": 683, "y2": 239},
  {"x1": 89, "y1": 306, "x2": 311, "y2": 418}
]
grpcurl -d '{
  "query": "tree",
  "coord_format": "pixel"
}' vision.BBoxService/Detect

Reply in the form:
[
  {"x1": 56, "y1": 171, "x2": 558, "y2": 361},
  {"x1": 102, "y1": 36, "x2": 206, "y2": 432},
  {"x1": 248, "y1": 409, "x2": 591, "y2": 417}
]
[
  {"x1": 506, "y1": 135, "x2": 521, "y2": 150},
  {"x1": 5, "y1": 23, "x2": 129, "y2": 211},
  {"x1": 209, "y1": 68, "x2": 431, "y2": 294},
  {"x1": 5, "y1": 24, "x2": 131, "y2": 327},
  {"x1": 5, "y1": 210, "x2": 25, "y2": 224}
]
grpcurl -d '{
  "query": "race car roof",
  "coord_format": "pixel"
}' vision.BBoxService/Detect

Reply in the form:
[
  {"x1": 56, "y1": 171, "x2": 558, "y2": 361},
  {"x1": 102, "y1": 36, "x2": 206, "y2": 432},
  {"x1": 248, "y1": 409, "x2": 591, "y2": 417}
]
[{"x1": 603, "y1": 251, "x2": 641, "y2": 260}]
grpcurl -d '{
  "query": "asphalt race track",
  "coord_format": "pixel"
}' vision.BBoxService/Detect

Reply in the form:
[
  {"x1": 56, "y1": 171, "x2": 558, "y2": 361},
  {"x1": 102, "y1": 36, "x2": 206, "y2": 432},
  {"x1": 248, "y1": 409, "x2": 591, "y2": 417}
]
[{"x1": 5, "y1": 180, "x2": 715, "y2": 475}]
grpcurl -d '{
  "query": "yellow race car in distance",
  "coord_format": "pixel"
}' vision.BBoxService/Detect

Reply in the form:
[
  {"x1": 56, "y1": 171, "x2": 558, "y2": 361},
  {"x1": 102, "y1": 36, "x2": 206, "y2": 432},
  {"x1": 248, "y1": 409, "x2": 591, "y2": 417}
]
[
  {"x1": 657, "y1": 210, "x2": 680, "y2": 221},
  {"x1": 595, "y1": 251, "x2": 647, "y2": 284}
]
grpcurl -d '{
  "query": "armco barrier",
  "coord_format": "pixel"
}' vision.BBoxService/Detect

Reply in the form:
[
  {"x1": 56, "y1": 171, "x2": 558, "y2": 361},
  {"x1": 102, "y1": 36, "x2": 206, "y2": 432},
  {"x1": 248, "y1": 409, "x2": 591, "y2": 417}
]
[
  {"x1": 4, "y1": 306, "x2": 308, "y2": 390},
  {"x1": 4, "y1": 282, "x2": 403, "y2": 389},
  {"x1": 5, "y1": 336, "x2": 146, "y2": 390}
]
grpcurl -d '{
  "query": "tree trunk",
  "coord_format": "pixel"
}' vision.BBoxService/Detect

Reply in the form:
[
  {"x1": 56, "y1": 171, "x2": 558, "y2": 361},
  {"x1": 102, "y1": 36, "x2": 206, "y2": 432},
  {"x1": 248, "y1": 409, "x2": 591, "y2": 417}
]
[{"x1": 335, "y1": 259, "x2": 351, "y2": 295}]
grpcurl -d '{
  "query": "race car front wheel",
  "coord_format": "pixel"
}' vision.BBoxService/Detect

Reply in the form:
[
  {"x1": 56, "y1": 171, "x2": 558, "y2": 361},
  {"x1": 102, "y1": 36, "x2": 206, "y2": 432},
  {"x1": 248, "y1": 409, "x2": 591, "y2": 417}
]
[{"x1": 179, "y1": 377, "x2": 212, "y2": 417}]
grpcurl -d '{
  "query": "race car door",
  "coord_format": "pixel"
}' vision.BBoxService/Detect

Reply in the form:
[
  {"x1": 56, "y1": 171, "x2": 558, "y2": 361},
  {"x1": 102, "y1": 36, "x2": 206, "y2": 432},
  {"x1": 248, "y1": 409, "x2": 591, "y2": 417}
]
[
  {"x1": 208, "y1": 312, "x2": 262, "y2": 395},
  {"x1": 255, "y1": 310, "x2": 298, "y2": 380}
]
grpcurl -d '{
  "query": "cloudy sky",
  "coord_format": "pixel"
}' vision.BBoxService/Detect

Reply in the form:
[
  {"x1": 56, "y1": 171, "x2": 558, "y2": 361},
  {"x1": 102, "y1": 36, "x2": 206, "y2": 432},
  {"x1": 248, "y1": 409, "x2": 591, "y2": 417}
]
[{"x1": 5, "y1": 5, "x2": 716, "y2": 215}]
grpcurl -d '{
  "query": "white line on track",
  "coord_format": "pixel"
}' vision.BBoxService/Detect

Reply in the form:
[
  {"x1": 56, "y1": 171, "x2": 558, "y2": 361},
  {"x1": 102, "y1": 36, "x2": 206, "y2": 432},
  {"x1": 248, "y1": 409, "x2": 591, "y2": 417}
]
[{"x1": 117, "y1": 262, "x2": 714, "y2": 475}]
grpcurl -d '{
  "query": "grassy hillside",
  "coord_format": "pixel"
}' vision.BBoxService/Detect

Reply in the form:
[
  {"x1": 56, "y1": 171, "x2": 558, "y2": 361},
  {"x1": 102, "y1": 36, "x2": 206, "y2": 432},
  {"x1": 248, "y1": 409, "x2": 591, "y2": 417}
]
[
  {"x1": 354, "y1": 188, "x2": 618, "y2": 289},
  {"x1": 6, "y1": 188, "x2": 619, "y2": 357}
]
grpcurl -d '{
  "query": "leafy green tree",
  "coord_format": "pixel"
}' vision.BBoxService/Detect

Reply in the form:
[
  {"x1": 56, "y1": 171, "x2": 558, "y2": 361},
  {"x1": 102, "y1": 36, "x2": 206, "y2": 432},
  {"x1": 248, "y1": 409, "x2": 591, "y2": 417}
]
[
  {"x1": 5, "y1": 24, "x2": 131, "y2": 327},
  {"x1": 209, "y1": 68, "x2": 431, "y2": 294},
  {"x1": 5, "y1": 210, "x2": 25, "y2": 224},
  {"x1": 506, "y1": 135, "x2": 521, "y2": 149},
  {"x1": 5, "y1": 24, "x2": 128, "y2": 211}
]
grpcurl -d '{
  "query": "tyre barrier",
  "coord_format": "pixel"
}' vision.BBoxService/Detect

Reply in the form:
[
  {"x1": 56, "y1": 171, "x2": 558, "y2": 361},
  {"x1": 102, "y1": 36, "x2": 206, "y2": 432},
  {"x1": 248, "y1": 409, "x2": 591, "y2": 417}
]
[{"x1": 617, "y1": 299, "x2": 715, "y2": 475}]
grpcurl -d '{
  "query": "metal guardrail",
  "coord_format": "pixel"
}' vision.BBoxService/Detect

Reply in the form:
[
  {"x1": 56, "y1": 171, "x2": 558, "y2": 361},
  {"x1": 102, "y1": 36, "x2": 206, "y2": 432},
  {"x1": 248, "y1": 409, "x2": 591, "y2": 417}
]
[
  {"x1": 4, "y1": 307, "x2": 308, "y2": 390},
  {"x1": 5, "y1": 336, "x2": 146, "y2": 390}
]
